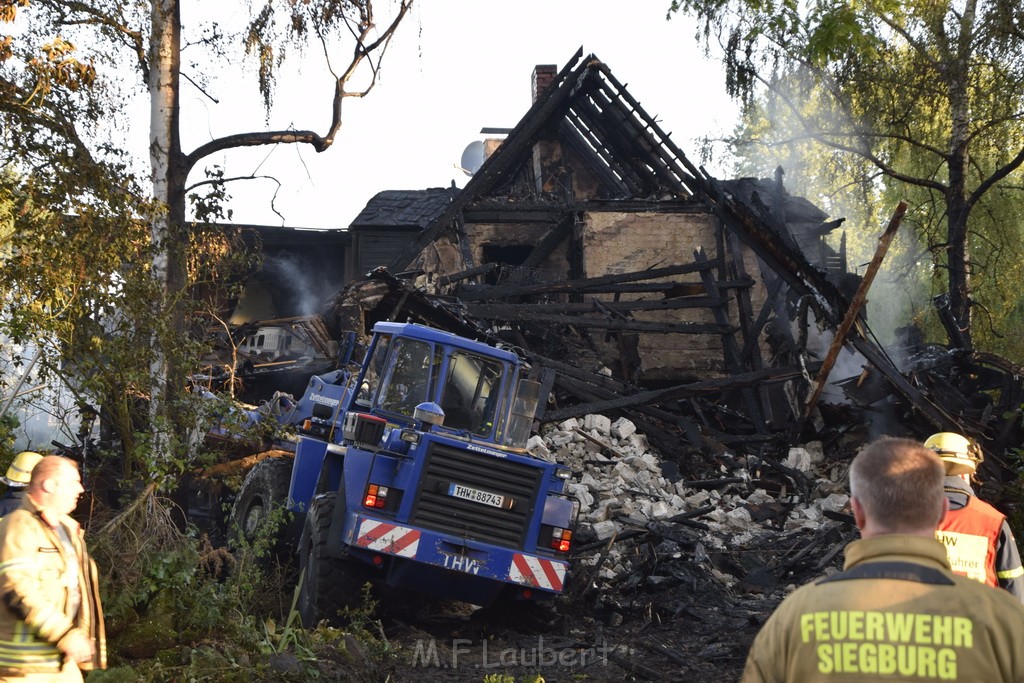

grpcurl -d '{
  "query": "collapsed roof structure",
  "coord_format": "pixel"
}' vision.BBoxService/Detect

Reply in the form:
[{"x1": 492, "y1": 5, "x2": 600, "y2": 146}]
[{"x1": 325, "y1": 50, "x2": 1022, "y2": 492}]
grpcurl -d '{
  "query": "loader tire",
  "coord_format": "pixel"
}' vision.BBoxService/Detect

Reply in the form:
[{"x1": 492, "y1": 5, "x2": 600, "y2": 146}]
[
  {"x1": 298, "y1": 493, "x2": 371, "y2": 627},
  {"x1": 228, "y1": 457, "x2": 294, "y2": 558}
]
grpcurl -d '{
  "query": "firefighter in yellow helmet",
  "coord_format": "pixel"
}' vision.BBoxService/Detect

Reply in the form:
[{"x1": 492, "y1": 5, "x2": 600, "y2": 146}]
[
  {"x1": 926, "y1": 432, "x2": 1024, "y2": 602},
  {"x1": 0, "y1": 452, "x2": 44, "y2": 517}
]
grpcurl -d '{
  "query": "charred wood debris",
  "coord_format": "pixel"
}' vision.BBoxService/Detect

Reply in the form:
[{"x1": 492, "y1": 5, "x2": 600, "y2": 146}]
[{"x1": 317, "y1": 167, "x2": 1023, "y2": 669}]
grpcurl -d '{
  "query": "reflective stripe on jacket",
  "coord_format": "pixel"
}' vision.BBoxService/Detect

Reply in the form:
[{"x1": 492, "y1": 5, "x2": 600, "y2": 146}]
[{"x1": 0, "y1": 496, "x2": 105, "y2": 675}]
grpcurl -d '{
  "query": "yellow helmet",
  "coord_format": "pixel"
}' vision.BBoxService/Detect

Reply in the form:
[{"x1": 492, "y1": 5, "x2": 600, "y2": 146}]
[
  {"x1": 923, "y1": 432, "x2": 983, "y2": 476},
  {"x1": 2, "y1": 451, "x2": 44, "y2": 487}
]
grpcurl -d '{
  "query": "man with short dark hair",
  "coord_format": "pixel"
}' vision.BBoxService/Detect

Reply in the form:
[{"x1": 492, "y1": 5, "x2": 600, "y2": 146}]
[
  {"x1": 0, "y1": 456, "x2": 105, "y2": 681},
  {"x1": 742, "y1": 437, "x2": 1024, "y2": 682}
]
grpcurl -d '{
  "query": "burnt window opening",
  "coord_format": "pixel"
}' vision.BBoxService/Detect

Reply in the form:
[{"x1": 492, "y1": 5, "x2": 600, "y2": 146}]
[{"x1": 481, "y1": 244, "x2": 534, "y2": 285}]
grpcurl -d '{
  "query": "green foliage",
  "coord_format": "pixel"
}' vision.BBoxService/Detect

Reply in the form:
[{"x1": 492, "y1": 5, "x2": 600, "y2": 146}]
[
  {"x1": 190, "y1": 167, "x2": 234, "y2": 224},
  {"x1": 4, "y1": 3, "x2": 414, "y2": 677},
  {"x1": 0, "y1": 414, "x2": 18, "y2": 463},
  {"x1": 480, "y1": 675, "x2": 547, "y2": 683},
  {"x1": 259, "y1": 578, "x2": 306, "y2": 656},
  {"x1": 673, "y1": 0, "x2": 1024, "y2": 360},
  {"x1": 91, "y1": 493, "x2": 395, "y2": 681},
  {"x1": 3, "y1": 0, "x2": 414, "y2": 486}
]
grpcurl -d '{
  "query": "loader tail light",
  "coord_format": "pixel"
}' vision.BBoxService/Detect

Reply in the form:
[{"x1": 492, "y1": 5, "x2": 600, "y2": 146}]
[
  {"x1": 364, "y1": 483, "x2": 389, "y2": 509},
  {"x1": 550, "y1": 527, "x2": 572, "y2": 553}
]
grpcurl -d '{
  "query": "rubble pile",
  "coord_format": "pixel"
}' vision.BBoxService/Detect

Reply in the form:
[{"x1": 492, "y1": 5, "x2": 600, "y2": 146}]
[{"x1": 528, "y1": 415, "x2": 857, "y2": 594}]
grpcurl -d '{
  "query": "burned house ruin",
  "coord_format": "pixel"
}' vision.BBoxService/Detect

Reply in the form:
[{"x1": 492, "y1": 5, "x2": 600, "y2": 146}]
[{"x1": 326, "y1": 50, "x2": 1022, "y2": 487}]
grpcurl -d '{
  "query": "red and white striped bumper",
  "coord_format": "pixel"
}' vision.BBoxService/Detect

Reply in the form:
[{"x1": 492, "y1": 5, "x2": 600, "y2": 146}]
[
  {"x1": 348, "y1": 515, "x2": 569, "y2": 595},
  {"x1": 508, "y1": 552, "x2": 567, "y2": 592},
  {"x1": 354, "y1": 519, "x2": 421, "y2": 558}
]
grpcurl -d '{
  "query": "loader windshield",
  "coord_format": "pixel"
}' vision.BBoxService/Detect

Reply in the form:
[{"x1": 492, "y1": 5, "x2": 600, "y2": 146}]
[
  {"x1": 439, "y1": 351, "x2": 505, "y2": 437},
  {"x1": 376, "y1": 338, "x2": 441, "y2": 417}
]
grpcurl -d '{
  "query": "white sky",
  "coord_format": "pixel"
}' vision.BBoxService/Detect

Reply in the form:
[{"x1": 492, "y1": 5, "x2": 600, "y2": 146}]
[{"x1": 171, "y1": 1, "x2": 741, "y2": 230}]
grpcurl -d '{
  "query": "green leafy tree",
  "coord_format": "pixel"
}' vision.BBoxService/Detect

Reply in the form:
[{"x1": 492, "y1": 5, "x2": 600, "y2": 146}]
[
  {"x1": 1, "y1": 0, "x2": 414, "y2": 480},
  {"x1": 726, "y1": 87, "x2": 1024, "y2": 358},
  {"x1": 669, "y1": 0, "x2": 1024, "y2": 352}
]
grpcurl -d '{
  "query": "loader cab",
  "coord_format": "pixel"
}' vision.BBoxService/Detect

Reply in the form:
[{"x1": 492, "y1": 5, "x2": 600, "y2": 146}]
[{"x1": 349, "y1": 322, "x2": 538, "y2": 449}]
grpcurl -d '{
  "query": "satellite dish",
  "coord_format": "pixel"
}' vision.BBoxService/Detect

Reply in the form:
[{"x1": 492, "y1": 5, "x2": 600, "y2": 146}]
[{"x1": 459, "y1": 140, "x2": 486, "y2": 177}]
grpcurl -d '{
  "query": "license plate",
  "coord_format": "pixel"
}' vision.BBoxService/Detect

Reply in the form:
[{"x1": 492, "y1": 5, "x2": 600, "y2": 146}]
[{"x1": 448, "y1": 483, "x2": 506, "y2": 509}]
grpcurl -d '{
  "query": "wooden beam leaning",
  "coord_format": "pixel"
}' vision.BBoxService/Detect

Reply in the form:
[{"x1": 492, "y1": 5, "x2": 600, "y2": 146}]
[
  {"x1": 694, "y1": 247, "x2": 767, "y2": 433},
  {"x1": 438, "y1": 262, "x2": 499, "y2": 286},
  {"x1": 521, "y1": 213, "x2": 576, "y2": 270},
  {"x1": 794, "y1": 201, "x2": 907, "y2": 437}
]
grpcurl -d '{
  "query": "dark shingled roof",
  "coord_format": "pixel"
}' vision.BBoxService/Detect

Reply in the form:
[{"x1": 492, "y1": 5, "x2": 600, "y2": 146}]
[{"x1": 350, "y1": 187, "x2": 458, "y2": 230}]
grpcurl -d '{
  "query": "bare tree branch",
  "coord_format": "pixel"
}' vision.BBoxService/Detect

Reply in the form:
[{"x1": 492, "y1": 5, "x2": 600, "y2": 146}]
[
  {"x1": 967, "y1": 145, "x2": 1024, "y2": 210},
  {"x1": 183, "y1": 0, "x2": 413, "y2": 174}
]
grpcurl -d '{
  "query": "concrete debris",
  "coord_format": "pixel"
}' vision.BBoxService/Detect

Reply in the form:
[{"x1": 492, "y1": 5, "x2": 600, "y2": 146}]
[
  {"x1": 542, "y1": 415, "x2": 854, "y2": 586},
  {"x1": 784, "y1": 447, "x2": 814, "y2": 472},
  {"x1": 610, "y1": 417, "x2": 637, "y2": 440},
  {"x1": 583, "y1": 414, "x2": 612, "y2": 436}
]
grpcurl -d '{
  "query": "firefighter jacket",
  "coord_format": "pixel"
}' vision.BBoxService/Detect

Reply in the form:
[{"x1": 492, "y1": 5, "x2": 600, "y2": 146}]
[
  {"x1": 0, "y1": 495, "x2": 106, "y2": 675},
  {"x1": 937, "y1": 476, "x2": 1024, "y2": 602},
  {"x1": 741, "y1": 534, "x2": 1024, "y2": 683}
]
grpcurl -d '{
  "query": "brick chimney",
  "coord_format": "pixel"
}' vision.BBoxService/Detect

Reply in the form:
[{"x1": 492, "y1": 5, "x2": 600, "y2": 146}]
[{"x1": 532, "y1": 64, "x2": 557, "y2": 102}]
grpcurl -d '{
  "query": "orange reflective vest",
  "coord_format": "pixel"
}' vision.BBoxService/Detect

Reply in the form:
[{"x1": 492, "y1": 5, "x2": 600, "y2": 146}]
[{"x1": 936, "y1": 494, "x2": 1003, "y2": 587}]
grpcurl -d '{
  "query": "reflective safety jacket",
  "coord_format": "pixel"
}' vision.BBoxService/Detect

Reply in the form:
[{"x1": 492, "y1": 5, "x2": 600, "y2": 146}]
[
  {"x1": 937, "y1": 477, "x2": 1024, "y2": 602},
  {"x1": 742, "y1": 535, "x2": 1024, "y2": 683},
  {"x1": 0, "y1": 496, "x2": 106, "y2": 675}
]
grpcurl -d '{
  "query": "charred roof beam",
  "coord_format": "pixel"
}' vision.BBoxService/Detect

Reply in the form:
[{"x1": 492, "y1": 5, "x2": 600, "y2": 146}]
[
  {"x1": 569, "y1": 94, "x2": 665, "y2": 195},
  {"x1": 593, "y1": 63, "x2": 698, "y2": 193},
  {"x1": 564, "y1": 104, "x2": 648, "y2": 194},
  {"x1": 586, "y1": 80, "x2": 691, "y2": 195},
  {"x1": 559, "y1": 120, "x2": 633, "y2": 197},
  {"x1": 465, "y1": 296, "x2": 729, "y2": 318},
  {"x1": 457, "y1": 260, "x2": 722, "y2": 300}
]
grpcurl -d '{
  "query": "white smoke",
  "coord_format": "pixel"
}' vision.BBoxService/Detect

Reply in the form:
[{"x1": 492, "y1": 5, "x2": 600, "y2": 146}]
[{"x1": 263, "y1": 252, "x2": 342, "y2": 317}]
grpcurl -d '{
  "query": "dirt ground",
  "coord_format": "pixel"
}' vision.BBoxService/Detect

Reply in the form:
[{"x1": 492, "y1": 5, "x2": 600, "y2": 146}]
[
  {"x1": 369, "y1": 449, "x2": 855, "y2": 682},
  {"x1": 379, "y1": 588, "x2": 774, "y2": 682},
  {"x1": 368, "y1": 502, "x2": 858, "y2": 682},
  {"x1": 370, "y1": 533, "x2": 821, "y2": 683}
]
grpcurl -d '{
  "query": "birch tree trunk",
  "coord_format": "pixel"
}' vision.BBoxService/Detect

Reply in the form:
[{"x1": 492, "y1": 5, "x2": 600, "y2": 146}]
[
  {"x1": 943, "y1": 0, "x2": 977, "y2": 350},
  {"x1": 148, "y1": 0, "x2": 187, "y2": 460}
]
